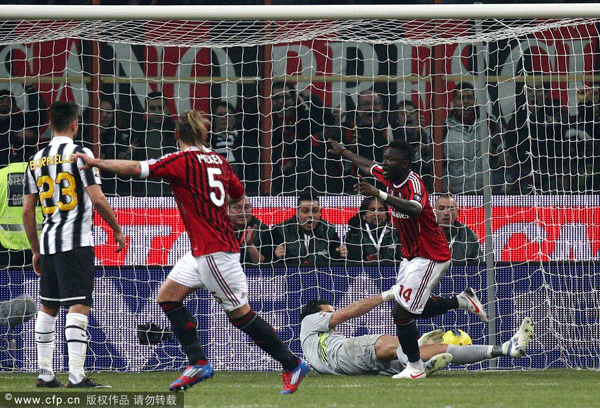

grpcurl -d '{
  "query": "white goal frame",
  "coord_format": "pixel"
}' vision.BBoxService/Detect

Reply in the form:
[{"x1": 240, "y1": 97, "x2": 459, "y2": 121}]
[{"x1": 1, "y1": 3, "x2": 600, "y2": 21}]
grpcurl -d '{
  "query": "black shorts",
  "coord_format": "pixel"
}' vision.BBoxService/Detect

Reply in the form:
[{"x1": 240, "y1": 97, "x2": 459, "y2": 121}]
[{"x1": 40, "y1": 246, "x2": 95, "y2": 307}]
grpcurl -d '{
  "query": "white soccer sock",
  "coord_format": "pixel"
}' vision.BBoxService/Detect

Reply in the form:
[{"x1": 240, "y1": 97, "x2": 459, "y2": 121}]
[
  {"x1": 407, "y1": 359, "x2": 424, "y2": 371},
  {"x1": 446, "y1": 344, "x2": 494, "y2": 364},
  {"x1": 65, "y1": 313, "x2": 89, "y2": 384},
  {"x1": 35, "y1": 311, "x2": 57, "y2": 381}
]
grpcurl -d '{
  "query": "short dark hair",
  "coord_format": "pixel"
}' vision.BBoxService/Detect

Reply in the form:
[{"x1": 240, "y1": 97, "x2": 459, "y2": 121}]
[
  {"x1": 100, "y1": 94, "x2": 117, "y2": 110},
  {"x1": 359, "y1": 195, "x2": 388, "y2": 215},
  {"x1": 0, "y1": 90, "x2": 17, "y2": 111},
  {"x1": 453, "y1": 82, "x2": 474, "y2": 98},
  {"x1": 211, "y1": 100, "x2": 235, "y2": 116},
  {"x1": 436, "y1": 192, "x2": 454, "y2": 201},
  {"x1": 300, "y1": 299, "x2": 330, "y2": 322},
  {"x1": 297, "y1": 188, "x2": 319, "y2": 207},
  {"x1": 272, "y1": 81, "x2": 296, "y2": 94},
  {"x1": 49, "y1": 101, "x2": 78, "y2": 133},
  {"x1": 387, "y1": 139, "x2": 414, "y2": 163},
  {"x1": 395, "y1": 99, "x2": 415, "y2": 111}
]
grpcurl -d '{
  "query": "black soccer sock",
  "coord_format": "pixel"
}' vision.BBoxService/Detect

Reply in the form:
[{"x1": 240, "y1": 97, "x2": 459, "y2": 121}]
[
  {"x1": 159, "y1": 301, "x2": 206, "y2": 365},
  {"x1": 419, "y1": 296, "x2": 459, "y2": 319},
  {"x1": 230, "y1": 309, "x2": 299, "y2": 371},
  {"x1": 394, "y1": 317, "x2": 421, "y2": 363}
]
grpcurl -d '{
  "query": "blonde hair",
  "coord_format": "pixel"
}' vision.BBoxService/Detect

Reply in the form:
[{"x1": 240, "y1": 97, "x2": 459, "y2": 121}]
[{"x1": 176, "y1": 110, "x2": 209, "y2": 147}]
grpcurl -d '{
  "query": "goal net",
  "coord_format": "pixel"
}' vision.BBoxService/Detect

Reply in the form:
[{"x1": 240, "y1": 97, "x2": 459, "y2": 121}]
[{"x1": 1, "y1": 5, "x2": 599, "y2": 373}]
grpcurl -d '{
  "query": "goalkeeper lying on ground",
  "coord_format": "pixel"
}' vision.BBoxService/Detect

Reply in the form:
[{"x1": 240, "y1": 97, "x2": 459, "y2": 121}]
[{"x1": 299, "y1": 287, "x2": 532, "y2": 377}]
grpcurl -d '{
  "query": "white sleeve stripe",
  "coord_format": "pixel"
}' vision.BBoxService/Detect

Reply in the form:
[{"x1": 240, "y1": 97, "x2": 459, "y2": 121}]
[
  {"x1": 139, "y1": 161, "x2": 150, "y2": 179},
  {"x1": 409, "y1": 174, "x2": 421, "y2": 195}
]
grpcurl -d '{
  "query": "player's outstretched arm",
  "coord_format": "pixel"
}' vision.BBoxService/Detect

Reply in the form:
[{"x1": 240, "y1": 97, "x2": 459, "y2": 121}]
[
  {"x1": 73, "y1": 152, "x2": 142, "y2": 178},
  {"x1": 328, "y1": 286, "x2": 396, "y2": 328},
  {"x1": 328, "y1": 138, "x2": 375, "y2": 175}
]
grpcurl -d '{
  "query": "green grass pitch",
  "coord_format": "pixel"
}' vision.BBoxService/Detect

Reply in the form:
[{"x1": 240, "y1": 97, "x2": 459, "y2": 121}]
[{"x1": 1, "y1": 370, "x2": 598, "y2": 408}]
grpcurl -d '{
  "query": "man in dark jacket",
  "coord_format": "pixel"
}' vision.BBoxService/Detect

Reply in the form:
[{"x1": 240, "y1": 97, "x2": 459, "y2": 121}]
[
  {"x1": 344, "y1": 196, "x2": 402, "y2": 263},
  {"x1": 269, "y1": 192, "x2": 347, "y2": 266},
  {"x1": 228, "y1": 196, "x2": 270, "y2": 265},
  {"x1": 434, "y1": 194, "x2": 482, "y2": 264}
]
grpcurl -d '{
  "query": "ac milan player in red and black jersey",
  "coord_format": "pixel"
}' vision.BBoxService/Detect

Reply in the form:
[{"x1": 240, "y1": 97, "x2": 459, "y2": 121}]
[
  {"x1": 75, "y1": 111, "x2": 308, "y2": 394},
  {"x1": 329, "y1": 138, "x2": 486, "y2": 380}
]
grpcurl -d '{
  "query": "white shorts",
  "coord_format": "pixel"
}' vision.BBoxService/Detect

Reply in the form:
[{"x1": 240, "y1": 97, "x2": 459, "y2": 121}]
[
  {"x1": 394, "y1": 257, "x2": 450, "y2": 315},
  {"x1": 168, "y1": 251, "x2": 248, "y2": 312}
]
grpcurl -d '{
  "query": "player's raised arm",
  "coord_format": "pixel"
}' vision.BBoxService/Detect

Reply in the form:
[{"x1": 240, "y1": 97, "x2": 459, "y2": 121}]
[
  {"x1": 328, "y1": 138, "x2": 375, "y2": 175},
  {"x1": 355, "y1": 175, "x2": 421, "y2": 218},
  {"x1": 74, "y1": 152, "x2": 142, "y2": 178}
]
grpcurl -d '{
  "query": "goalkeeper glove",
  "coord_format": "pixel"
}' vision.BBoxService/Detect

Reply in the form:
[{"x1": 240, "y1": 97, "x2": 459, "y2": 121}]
[
  {"x1": 381, "y1": 285, "x2": 398, "y2": 302},
  {"x1": 418, "y1": 329, "x2": 445, "y2": 346}
]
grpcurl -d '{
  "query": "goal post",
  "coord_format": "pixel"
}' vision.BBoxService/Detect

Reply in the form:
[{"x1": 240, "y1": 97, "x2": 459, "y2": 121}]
[
  {"x1": 1, "y1": 4, "x2": 599, "y2": 372},
  {"x1": 1, "y1": 3, "x2": 600, "y2": 20}
]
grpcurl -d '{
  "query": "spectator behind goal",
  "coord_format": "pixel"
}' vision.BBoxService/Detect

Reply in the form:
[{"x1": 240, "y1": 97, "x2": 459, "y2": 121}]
[
  {"x1": 267, "y1": 190, "x2": 347, "y2": 266},
  {"x1": 344, "y1": 196, "x2": 402, "y2": 264},
  {"x1": 433, "y1": 194, "x2": 482, "y2": 264}
]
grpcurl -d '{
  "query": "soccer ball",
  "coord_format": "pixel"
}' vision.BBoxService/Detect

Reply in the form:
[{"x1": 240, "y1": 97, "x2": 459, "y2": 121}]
[{"x1": 441, "y1": 329, "x2": 472, "y2": 346}]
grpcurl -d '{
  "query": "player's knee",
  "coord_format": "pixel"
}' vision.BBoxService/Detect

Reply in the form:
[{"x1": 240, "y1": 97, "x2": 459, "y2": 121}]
[
  {"x1": 67, "y1": 304, "x2": 90, "y2": 316},
  {"x1": 159, "y1": 301, "x2": 184, "y2": 314},
  {"x1": 392, "y1": 303, "x2": 413, "y2": 323},
  {"x1": 229, "y1": 308, "x2": 257, "y2": 329},
  {"x1": 39, "y1": 303, "x2": 59, "y2": 318}
]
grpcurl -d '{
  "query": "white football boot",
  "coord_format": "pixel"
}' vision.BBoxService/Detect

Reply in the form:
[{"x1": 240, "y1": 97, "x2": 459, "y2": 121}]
[
  {"x1": 424, "y1": 353, "x2": 452, "y2": 377},
  {"x1": 392, "y1": 360, "x2": 426, "y2": 380},
  {"x1": 502, "y1": 317, "x2": 534, "y2": 358},
  {"x1": 457, "y1": 287, "x2": 490, "y2": 323}
]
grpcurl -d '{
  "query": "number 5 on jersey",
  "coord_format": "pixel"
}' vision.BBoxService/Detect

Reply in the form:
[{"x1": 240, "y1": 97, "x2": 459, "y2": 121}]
[{"x1": 207, "y1": 167, "x2": 225, "y2": 207}]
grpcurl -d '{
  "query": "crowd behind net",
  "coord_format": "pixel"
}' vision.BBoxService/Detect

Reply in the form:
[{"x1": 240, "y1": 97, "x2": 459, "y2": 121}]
[{"x1": 0, "y1": 10, "x2": 599, "y2": 372}]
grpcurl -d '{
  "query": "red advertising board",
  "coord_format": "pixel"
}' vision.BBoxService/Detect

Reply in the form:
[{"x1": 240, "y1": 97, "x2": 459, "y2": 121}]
[{"x1": 94, "y1": 196, "x2": 600, "y2": 265}]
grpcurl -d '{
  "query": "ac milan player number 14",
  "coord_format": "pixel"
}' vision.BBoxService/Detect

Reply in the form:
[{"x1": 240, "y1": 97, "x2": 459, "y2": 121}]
[
  {"x1": 328, "y1": 138, "x2": 470, "y2": 380},
  {"x1": 74, "y1": 110, "x2": 308, "y2": 394}
]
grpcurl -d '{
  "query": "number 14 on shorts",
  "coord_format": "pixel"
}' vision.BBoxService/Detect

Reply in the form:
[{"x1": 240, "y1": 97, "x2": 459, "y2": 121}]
[{"x1": 396, "y1": 285, "x2": 412, "y2": 303}]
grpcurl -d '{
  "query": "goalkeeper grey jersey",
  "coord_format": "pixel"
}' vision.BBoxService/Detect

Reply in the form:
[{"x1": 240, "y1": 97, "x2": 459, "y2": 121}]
[
  {"x1": 300, "y1": 312, "x2": 408, "y2": 375},
  {"x1": 24, "y1": 136, "x2": 101, "y2": 255},
  {"x1": 300, "y1": 312, "x2": 347, "y2": 375}
]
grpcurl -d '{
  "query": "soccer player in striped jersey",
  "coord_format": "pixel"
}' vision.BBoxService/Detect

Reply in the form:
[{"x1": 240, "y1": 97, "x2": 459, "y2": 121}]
[
  {"x1": 23, "y1": 101, "x2": 126, "y2": 388},
  {"x1": 329, "y1": 138, "x2": 471, "y2": 380},
  {"x1": 74, "y1": 110, "x2": 309, "y2": 394}
]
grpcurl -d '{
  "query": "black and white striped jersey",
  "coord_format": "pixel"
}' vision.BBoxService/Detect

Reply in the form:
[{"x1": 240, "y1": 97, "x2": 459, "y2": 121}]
[{"x1": 24, "y1": 136, "x2": 101, "y2": 255}]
